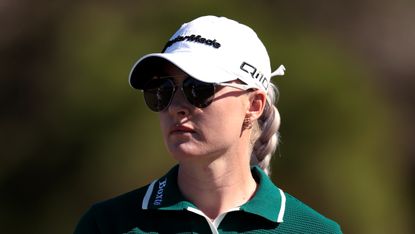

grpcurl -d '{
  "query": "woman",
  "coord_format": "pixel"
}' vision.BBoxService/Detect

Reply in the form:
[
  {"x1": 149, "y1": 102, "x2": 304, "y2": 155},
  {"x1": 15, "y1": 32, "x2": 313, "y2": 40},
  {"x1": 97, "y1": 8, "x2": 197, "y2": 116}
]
[{"x1": 74, "y1": 15, "x2": 342, "y2": 233}]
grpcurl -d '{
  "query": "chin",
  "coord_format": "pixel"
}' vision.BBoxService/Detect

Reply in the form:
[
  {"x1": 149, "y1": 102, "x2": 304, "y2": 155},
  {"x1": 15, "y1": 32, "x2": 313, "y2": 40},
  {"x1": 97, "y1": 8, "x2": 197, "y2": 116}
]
[
  {"x1": 168, "y1": 147, "x2": 200, "y2": 160},
  {"x1": 167, "y1": 142, "x2": 209, "y2": 161}
]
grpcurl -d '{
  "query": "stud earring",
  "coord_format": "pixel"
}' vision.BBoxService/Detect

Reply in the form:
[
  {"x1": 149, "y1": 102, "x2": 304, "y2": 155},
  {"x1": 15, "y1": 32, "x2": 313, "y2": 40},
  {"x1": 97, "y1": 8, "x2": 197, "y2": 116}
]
[{"x1": 243, "y1": 117, "x2": 253, "y2": 129}]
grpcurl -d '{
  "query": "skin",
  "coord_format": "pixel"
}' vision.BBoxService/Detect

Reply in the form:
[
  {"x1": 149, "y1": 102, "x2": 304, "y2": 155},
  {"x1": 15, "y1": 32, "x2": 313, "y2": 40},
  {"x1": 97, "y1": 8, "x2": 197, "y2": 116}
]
[{"x1": 157, "y1": 62, "x2": 267, "y2": 220}]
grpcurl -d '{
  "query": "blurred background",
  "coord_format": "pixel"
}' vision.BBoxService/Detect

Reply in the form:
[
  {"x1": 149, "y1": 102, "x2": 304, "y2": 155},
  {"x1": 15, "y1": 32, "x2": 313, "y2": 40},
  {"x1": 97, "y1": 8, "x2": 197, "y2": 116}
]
[{"x1": 1, "y1": 0, "x2": 414, "y2": 233}]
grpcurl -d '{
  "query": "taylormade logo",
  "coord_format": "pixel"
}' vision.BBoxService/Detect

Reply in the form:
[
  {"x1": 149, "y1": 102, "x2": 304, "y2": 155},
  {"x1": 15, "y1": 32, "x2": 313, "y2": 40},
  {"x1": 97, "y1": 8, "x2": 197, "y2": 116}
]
[
  {"x1": 162, "y1": 34, "x2": 221, "y2": 52},
  {"x1": 153, "y1": 178, "x2": 167, "y2": 206},
  {"x1": 240, "y1": 62, "x2": 269, "y2": 90}
]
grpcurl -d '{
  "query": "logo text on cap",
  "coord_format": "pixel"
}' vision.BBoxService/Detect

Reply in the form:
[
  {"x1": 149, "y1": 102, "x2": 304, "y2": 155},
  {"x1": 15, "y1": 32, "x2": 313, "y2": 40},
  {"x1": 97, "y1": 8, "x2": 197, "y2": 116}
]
[
  {"x1": 240, "y1": 62, "x2": 269, "y2": 90},
  {"x1": 162, "y1": 34, "x2": 221, "y2": 52}
]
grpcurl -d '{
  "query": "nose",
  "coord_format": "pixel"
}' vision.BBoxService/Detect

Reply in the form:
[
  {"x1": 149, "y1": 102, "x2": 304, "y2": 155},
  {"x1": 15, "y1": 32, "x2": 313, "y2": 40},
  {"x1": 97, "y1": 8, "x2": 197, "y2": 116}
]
[{"x1": 167, "y1": 87, "x2": 190, "y2": 117}]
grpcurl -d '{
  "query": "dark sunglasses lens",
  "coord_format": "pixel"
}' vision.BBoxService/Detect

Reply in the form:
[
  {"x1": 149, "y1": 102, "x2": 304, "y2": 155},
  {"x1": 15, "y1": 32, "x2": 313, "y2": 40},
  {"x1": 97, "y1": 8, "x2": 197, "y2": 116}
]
[
  {"x1": 143, "y1": 79, "x2": 174, "y2": 112},
  {"x1": 183, "y1": 78, "x2": 215, "y2": 108}
]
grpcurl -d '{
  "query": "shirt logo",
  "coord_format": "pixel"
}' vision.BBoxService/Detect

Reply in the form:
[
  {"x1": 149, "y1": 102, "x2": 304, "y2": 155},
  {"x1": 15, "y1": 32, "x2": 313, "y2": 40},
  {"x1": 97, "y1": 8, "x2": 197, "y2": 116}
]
[
  {"x1": 240, "y1": 62, "x2": 269, "y2": 90},
  {"x1": 162, "y1": 34, "x2": 221, "y2": 52},
  {"x1": 153, "y1": 178, "x2": 167, "y2": 206}
]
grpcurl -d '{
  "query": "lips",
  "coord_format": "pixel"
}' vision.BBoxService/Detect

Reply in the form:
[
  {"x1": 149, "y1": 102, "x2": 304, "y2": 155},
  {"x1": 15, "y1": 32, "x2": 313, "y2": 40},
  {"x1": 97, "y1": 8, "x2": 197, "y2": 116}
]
[{"x1": 169, "y1": 124, "x2": 196, "y2": 135}]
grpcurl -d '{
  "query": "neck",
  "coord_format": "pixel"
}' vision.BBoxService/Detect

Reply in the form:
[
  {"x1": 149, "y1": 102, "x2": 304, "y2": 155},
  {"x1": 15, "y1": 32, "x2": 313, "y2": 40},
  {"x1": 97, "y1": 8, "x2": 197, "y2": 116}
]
[{"x1": 177, "y1": 156, "x2": 257, "y2": 220}]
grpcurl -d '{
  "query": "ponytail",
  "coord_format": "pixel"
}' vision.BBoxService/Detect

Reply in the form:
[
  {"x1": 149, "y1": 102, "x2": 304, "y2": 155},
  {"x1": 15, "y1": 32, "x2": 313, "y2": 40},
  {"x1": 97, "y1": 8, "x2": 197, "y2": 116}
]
[{"x1": 250, "y1": 83, "x2": 281, "y2": 176}]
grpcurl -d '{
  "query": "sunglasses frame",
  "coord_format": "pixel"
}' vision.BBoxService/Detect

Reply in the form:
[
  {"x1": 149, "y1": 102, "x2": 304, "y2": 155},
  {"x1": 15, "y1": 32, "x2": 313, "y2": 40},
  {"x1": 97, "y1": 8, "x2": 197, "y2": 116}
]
[{"x1": 141, "y1": 75, "x2": 254, "y2": 112}]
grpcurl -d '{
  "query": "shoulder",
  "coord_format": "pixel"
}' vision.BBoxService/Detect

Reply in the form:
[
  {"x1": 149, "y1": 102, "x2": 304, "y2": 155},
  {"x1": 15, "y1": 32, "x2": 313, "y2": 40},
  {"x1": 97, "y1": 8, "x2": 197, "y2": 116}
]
[
  {"x1": 93, "y1": 185, "x2": 149, "y2": 214},
  {"x1": 281, "y1": 192, "x2": 342, "y2": 233},
  {"x1": 73, "y1": 184, "x2": 152, "y2": 234}
]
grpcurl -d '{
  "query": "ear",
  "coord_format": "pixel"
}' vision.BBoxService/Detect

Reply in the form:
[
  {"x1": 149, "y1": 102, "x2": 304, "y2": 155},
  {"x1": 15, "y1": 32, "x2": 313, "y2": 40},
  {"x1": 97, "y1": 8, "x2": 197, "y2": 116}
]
[{"x1": 246, "y1": 90, "x2": 267, "y2": 121}]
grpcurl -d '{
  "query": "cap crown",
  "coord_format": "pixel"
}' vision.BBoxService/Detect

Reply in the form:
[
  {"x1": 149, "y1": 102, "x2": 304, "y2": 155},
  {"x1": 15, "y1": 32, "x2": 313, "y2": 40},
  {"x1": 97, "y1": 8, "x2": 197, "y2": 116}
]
[{"x1": 162, "y1": 16, "x2": 272, "y2": 91}]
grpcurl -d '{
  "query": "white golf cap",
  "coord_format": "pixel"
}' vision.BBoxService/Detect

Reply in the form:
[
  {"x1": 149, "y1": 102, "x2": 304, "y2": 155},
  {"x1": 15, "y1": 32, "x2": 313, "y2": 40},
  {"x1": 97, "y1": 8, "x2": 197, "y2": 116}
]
[{"x1": 129, "y1": 15, "x2": 285, "y2": 92}]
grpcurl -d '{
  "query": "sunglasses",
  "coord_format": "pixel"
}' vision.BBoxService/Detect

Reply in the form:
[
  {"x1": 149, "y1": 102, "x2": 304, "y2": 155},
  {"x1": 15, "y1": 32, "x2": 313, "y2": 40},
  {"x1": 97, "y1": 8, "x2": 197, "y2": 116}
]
[{"x1": 142, "y1": 75, "x2": 253, "y2": 112}]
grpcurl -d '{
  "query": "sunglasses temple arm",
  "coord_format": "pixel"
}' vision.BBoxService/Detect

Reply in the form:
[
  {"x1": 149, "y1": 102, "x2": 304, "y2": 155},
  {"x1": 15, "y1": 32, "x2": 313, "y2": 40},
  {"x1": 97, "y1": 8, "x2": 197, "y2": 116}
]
[{"x1": 216, "y1": 82, "x2": 253, "y2": 90}]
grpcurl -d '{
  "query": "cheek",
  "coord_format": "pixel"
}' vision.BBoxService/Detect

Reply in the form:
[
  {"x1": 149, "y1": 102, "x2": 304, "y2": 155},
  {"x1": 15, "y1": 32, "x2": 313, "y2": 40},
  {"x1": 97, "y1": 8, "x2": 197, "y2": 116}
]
[
  {"x1": 203, "y1": 100, "x2": 245, "y2": 137},
  {"x1": 207, "y1": 110, "x2": 240, "y2": 129}
]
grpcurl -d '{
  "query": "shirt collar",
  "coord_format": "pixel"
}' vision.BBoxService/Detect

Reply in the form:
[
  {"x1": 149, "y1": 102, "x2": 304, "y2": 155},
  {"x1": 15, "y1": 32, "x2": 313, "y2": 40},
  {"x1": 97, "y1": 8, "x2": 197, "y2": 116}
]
[
  {"x1": 240, "y1": 166, "x2": 286, "y2": 223},
  {"x1": 141, "y1": 165, "x2": 196, "y2": 211},
  {"x1": 140, "y1": 165, "x2": 286, "y2": 223}
]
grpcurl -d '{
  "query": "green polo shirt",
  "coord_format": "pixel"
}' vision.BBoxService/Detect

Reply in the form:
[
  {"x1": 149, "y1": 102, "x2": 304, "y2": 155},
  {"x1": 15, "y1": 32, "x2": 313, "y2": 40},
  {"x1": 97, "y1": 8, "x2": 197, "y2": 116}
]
[{"x1": 74, "y1": 165, "x2": 342, "y2": 233}]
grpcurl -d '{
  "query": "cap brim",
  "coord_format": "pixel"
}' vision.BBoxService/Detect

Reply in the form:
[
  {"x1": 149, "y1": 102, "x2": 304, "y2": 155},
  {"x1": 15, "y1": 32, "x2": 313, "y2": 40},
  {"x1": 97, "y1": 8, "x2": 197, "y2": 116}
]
[{"x1": 129, "y1": 52, "x2": 236, "y2": 90}]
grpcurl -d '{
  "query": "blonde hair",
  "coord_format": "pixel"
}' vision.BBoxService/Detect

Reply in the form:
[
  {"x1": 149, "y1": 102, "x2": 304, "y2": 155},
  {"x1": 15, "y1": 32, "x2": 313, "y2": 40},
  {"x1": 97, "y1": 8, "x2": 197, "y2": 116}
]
[{"x1": 250, "y1": 83, "x2": 281, "y2": 176}]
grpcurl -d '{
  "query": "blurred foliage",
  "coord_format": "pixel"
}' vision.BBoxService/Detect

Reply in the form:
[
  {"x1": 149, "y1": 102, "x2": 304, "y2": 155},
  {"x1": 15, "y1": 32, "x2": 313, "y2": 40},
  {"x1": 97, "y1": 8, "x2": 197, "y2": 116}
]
[{"x1": 0, "y1": 0, "x2": 413, "y2": 233}]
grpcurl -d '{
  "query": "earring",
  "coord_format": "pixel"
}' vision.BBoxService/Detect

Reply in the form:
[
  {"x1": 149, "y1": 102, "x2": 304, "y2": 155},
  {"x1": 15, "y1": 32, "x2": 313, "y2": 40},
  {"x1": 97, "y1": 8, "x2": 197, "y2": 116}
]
[{"x1": 243, "y1": 117, "x2": 253, "y2": 129}]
